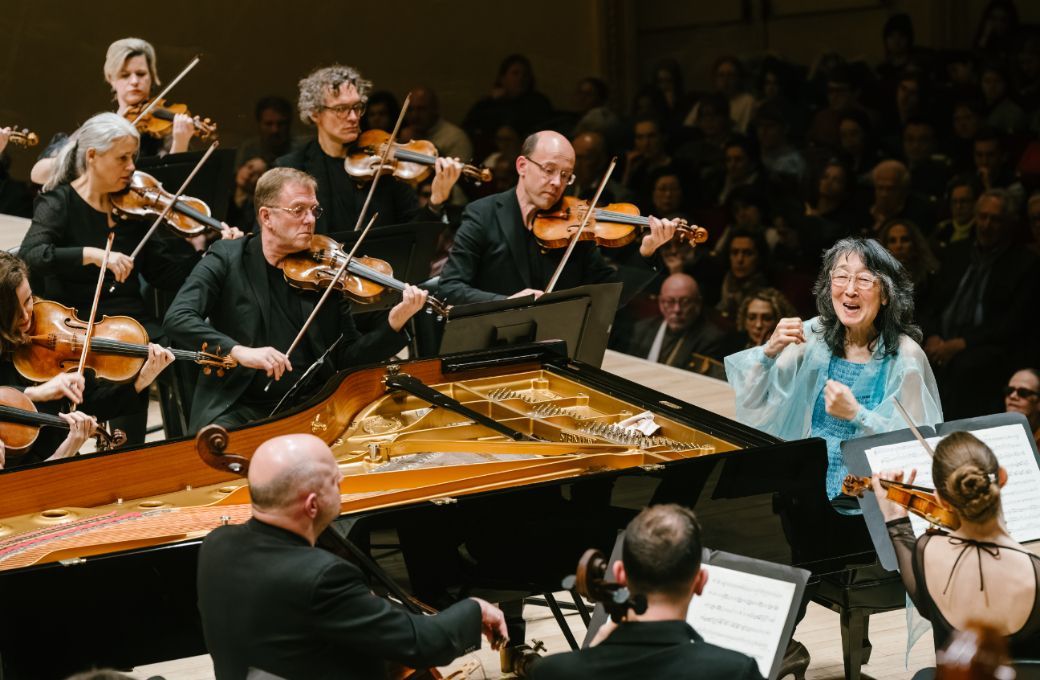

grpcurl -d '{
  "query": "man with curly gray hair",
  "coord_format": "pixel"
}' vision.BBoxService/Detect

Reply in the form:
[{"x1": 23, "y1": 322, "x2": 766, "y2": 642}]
[{"x1": 276, "y1": 64, "x2": 462, "y2": 234}]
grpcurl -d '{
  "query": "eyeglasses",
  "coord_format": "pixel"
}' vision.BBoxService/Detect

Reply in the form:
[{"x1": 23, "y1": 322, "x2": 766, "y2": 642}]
[
  {"x1": 1004, "y1": 386, "x2": 1039, "y2": 399},
  {"x1": 268, "y1": 204, "x2": 323, "y2": 220},
  {"x1": 830, "y1": 271, "x2": 878, "y2": 290},
  {"x1": 319, "y1": 102, "x2": 366, "y2": 118},
  {"x1": 523, "y1": 156, "x2": 576, "y2": 186}
]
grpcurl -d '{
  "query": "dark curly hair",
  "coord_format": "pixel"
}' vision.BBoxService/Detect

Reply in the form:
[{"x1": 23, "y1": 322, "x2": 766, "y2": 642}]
[{"x1": 811, "y1": 237, "x2": 921, "y2": 357}]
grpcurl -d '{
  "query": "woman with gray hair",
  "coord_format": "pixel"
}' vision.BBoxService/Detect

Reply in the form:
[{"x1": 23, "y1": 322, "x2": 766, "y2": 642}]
[
  {"x1": 19, "y1": 112, "x2": 237, "y2": 442},
  {"x1": 31, "y1": 37, "x2": 195, "y2": 185},
  {"x1": 725, "y1": 237, "x2": 942, "y2": 502}
]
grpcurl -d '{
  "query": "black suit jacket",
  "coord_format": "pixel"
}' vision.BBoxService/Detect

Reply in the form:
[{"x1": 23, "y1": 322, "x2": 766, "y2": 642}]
[
  {"x1": 163, "y1": 235, "x2": 406, "y2": 432},
  {"x1": 625, "y1": 316, "x2": 728, "y2": 365},
  {"x1": 439, "y1": 188, "x2": 648, "y2": 305},
  {"x1": 275, "y1": 140, "x2": 436, "y2": 233},
  {"x1": 529, "y1": 620, "x2": 764, "y2": 680},
  {"x1": 197, "y1": 519, "x2": 481, "y2": 680},
  {"x1": 919, "y1": 239, "x2": 1040, "y2": 352}
]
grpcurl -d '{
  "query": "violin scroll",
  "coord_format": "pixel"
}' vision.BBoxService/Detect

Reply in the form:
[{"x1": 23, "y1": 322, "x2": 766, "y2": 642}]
[
  {"x1": 562, "y1": 548, "x2": 647, "y2": 623},
  {"x1": 195, "y1": 424, "x2": 251, "y2": 476},
  {"x1": 4, "y1": 127, "x2": 39, "y2": 148},
  {"x1": 198, "y1": 343, "x2": 237, "y2": 377},
  {"x1": 95, "y1": 427, "x2": 127, "y2": 452}
]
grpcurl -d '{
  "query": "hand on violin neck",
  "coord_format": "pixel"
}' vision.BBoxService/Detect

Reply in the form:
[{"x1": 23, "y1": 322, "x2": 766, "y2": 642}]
[
  {"x1": 638, "y1": 216, "x2": 678, "y2": 258},
  {"x1": 387, "y1": 285, "x2": 428, "y2": 332},
  {"x1": 170, "y1": 113, "x2": 194, "y2": 153},
  {"x1": 133, "y1": 344, "x2": 175, "y2": 393},
  {"x1": 872, "y1": 469, "x2": 916, "y2": 522},
  {"x1": 430, "y1": 156, "x2": 463, "y2": 207},
  {"x1": 24, "y1": 372, "x2": 86, "y2": 405},
  {"x1": 52, "y1": 411, "x2": 99, "y2": 460},
  {"x1": 230, "y1": 345, "x2": 292, "y2": 380}
]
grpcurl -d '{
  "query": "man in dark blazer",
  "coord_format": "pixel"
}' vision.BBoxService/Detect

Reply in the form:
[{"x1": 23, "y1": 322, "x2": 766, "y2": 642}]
[
  {"x1": 919, "y1": 188, "x2": 1040, "y2": 418},
  {"x1": 275, "y1": 64, "x2": 462, "y2": 233},
  {"x1": 197, "y1": 433, "x2": 508, "y2": 680},
  {"x1": 530, "y1": 504, "x2": 763, "y2": 680},
  {"x1": 624, "y1": 273, "x2": 727, "y2": 366},
  {"x1": 164, "y1": 167, "x2": 428, "y2": 432},
  {"x1": 438, "y1": 130, "x2": 680, "y2": 305}
]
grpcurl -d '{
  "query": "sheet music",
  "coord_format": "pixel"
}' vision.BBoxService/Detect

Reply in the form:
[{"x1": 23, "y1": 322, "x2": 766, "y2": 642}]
[
  {"x1": 864, "y1": 424, "x2": 1040, "y2": 541},
  {"x1": 686, "y1": 564, "x2": 796, "y2": 677}
]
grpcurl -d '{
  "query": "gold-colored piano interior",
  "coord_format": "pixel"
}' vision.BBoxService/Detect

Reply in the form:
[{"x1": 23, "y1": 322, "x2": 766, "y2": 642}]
[{"x1": 331, "y1": 370, "x2": 739, "y2": 465}]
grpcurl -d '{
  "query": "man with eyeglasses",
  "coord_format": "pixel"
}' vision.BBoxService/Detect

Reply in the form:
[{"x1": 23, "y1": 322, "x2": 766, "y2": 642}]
[
  {"x1": 165, "y1": 167, "x2": 427, "y2": 432},
  {"x1": 624, "y1": 273, "x2": 726, "y2": 367},
  {"x1": 1004, "y1": 369, "x2": 1040, "y2": 446},
  {"x1": 439, "y1": 130, "x2": 679, "y2": 305},
  {"x1": 275, "y1": 64, "x2": 462, "y2": 233}
]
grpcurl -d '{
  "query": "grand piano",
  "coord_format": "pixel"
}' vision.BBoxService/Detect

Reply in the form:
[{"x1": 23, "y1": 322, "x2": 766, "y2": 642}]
[{"x1": 0, "y1": 342, "x2": 877, "y2": 678}]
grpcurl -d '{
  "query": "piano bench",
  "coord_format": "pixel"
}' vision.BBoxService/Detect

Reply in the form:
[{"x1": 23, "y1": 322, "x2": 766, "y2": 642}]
[{"x1": 810, "y1": 564, "x2": 906, "y2": 680}]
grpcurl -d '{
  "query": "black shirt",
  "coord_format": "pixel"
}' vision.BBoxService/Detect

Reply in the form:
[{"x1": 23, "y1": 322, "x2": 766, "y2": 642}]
[{"x1": 20, "y1": 184, "x2": 199, "y2": 332}]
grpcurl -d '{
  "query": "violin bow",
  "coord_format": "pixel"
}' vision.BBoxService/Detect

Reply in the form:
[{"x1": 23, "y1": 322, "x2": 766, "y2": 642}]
[
  {"x1": 130, "y1": 55, "x2": 201, "y2": 126},
  {"x1": 127, "y1": 141, "x2": 220, "y2": 260},
  {"x1": 262, "y1": 213, "x2": 379, "y2": 393},
  {"x1": 71, "y1": 232, "x2": 115, "y2": 412},
  {"x1": 544, "y1": 157, "x2": 617, "y2": 294},
  {"x1": 351, "y1": 93, "x2": 410, "y2": 231},
  {"x1": 893, "y1": 397, "x2": 935, "y2": 457}
]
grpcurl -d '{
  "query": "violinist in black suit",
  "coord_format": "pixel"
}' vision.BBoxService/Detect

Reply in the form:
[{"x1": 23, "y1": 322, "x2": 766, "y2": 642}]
[
  {"x1": 197, "y1": 433, "x2": 508, "y2": 680},
  {"x1": 530, "y1": 504, "x2": 764, "y2": 680},
  {"x1": 164, "y1": 167, "x2": 427, "y2": 432},
  {"x1": 438, "y1": 130, "x2": 680, "y2": 305},
  {"x1": 275, "y1": 64, "x2": 462, "y2": 233}
]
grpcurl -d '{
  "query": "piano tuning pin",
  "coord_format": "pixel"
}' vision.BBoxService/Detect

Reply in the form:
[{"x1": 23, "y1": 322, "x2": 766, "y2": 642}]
[{"x1": 203, "y1": 367, "x2": 212, "y2": 375}]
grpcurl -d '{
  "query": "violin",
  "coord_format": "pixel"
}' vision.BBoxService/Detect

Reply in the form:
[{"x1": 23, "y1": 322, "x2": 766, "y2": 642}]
[
  {"x1": 14, "y1": 300, "x2": 236, "y2": 384},
  {"x1": 563, "y1": 548, "x2": 647, "y2": 623},
  {"x1": 0, "y1": 386, "x2": 125, "y2": 455},
  {"x1": 533, "y1": 196, "x2": 709, "y2": 249},
  {"x1": 124, "y1": 98, "x2": 217, "y2": 141},
  {"x1": 345, "y1": 129, "x2": 492, "y2": 185},
  {"x1": 936, "y1": 621, "x2": 1016, "y2": 679},
  {"x1": 842, "y1": 474, "x2": 960, "y2": 530},
  {"x1": 281, "y1": 234, "x2": 451, "y2": 316},
  {"x1": 2, "y1": 127, "x2": 39, "y2": 148},
  {"x1": 111, "y1": 171, "x2": 227, "y2": 238}
]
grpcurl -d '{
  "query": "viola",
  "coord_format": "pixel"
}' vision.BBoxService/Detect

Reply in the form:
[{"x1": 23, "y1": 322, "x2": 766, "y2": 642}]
[
  {"x1": 345, "y1": 129, "x2": 492, "y2": 185},
  {"x1": 14, "y1": 300, "x2": 236, "y2": 384},
  {"x1": 281, "y1": 234, "x2": 451, "y2": 316},
  {"x1": 842, "y1": 474, "x2": 960, "y2": 530},
  {"x1": 124, "y1": 98, "x2": 217, "y2": 141},
  {"x1": 0, "y1": 386, "x2": 125, "y2": 456},
  {"x1": 563, "y1": 548, "x2": 647, "y2": 623},
  {"x1": 3, "y1": 127, "x2": 38, "y2": 148},
  {"x1": 111, "y1": 171, "x2": 228, "y2": 238},
  {"x1": 533, "y1": 196, "x2": 709, "y2": 249}
]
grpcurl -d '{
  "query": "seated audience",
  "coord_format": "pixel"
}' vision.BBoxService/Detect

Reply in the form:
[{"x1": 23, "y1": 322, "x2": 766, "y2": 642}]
[
  {"x1": 197, "y1": 432, "x2": 507, "y2": 679},
  {"x1": 1005, "y1": 368, "x2": 1040, "y2": 445},
  {"x1": 685, "y1": 56, "x2": 756, "y2": 134},
  {"x1": 807, "y1": 159, "x2": 864, "y2": 235},
  {"x1": 868, "y1": 159, "x2": 936, "y2": 235},
  {"x1": 715, "y1": 228, "x2": 771, "y2": 323},
  {"x1": 902, "y1": 117, "x2": 951, "y2": 200},
  {"x1": 931, "y1": 176, "x2": 976, "y2": 251},
  {"x1": 920, "y1": 188, "x2": 1039, "y2": 419},
  {"x1": 753, "y1": 101, "x2": 807, "y2": 186},
  {"x1": 878, "y1": 218, "x2": 938, "y2": 305},
  {"x1": 725, "y1": 287, "x2": 797, "y2": 353},
  {"x1": 621, "y1": 117, "x2": 673, "y2": 207},
  {"x1": 570, "y1": 131, "x2": 633, "y2": 204},
  {"x1": 226, "y1": 157, "x2": 267, "y2": 228},
  {"x1": 530, "y1": 504, "x2": 764, "y2": 680},
  {"x1": 235, "y1": 96, "x2": 304, "y2": 168},
  {"x1": 970, "y1": 128, "x2": 1025, "y2": 209},
  {"x1": 361, "y1": 90, "x2": 399, "y2": 133},
  {"x1": 876, "y1": 431, "x2": 1040, "y2": 658},
  {"x1": 623, "y1": 273, "x2": 726, "y2": 366}
]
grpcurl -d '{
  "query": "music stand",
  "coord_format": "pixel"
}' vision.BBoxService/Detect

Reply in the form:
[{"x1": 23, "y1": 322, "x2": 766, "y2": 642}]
[
  {"x1": 438, "y1": 283, "x2": 622, "y2": 367},
  {"x1": 136, "y1": 148, "x2": 236, "y2": 221}
]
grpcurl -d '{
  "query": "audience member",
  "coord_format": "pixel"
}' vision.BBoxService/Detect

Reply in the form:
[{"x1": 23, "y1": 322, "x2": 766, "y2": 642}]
[
  {"x1": 573, "y1": 76, "x2": 626, "y2": 153},
  {"x1": 235, "y1": 96, "x2": 303, "y2": 168},
  {"x1": 570, "y1": 131, "x2": 633, "y2": 204},
  {"x1": 754, "y1": 102, "x2": 806, "y2": 185},
  {"x1": 971, "y1": 128, "x2": 1026, "y2": 209},
  {"x1": 622, "y1": 117, "x2": 673, "y2": 206},
  {"x1": 715, "y1": 229, "x2": 770, "y2": 323},
  {"x1": 530, "y1": 505, "x2": 763, "y2": 680},
  {"x1": 808, "y1": 64, "x2": 865, "y2": 149},
  {"x1": 650, "y1": 59, "x2": 695, "y2": 137},
  {"x1": 226, "y1": 157, "x2": 267, "y2": 228},
  {"x1": 878, "y1": 218, "x2": 938, "y2": 306},
  {"x1": 949, "y1": 99, "x2": 986, "y2": 172},
  {"x1": 407, "y1": 86, "x2": 474, "y2": 163},
  {"x1": 726, "y1": 287, "x2": 796, "y2": 353},
  {"x1": 649, "y1": 168, "x2": 687, "y2": 220},
  {"x1": 462, "y1": 54, "x2": 552, "y2": 154},
  {"x1": 980, "y1": 62, "x2": 1028, "y2": 134},
  {"x1": 686, "y1": 56, "x2": 756, "y2": 134},
  {"x1": 902, "y1": 117, "x2": 951, "y2": 200},
  {"x1": 624, "y1": 273, "x2": 726, "y2": 366},
  {"x1": 868, "y1": 159, "x2": 935, "y2": 234},
  {"x1": 1005, "y1": 368, "x2": 1040, "y2": 445},
  {"x1": 932, "y1": 176, "x2": 977, "y2": 251},
  {"x1": 973, "y1": 0, "x2": 1020, "y2": 58},
  {"x1": 718, "y1": 135, "x2": 763, "y2": 206},
  {"x1": 837, "y1": 109, "x2": 884, "y2": 185},
  {"x1": 921, "y1": 188, "x2": 1040, "y2": 419},
  {"x1": 807, "y1": 159, "x2": 864, "y2": 235},
  {"x1": 362, "y1": 90, "x2": 399, "y2": 133}
]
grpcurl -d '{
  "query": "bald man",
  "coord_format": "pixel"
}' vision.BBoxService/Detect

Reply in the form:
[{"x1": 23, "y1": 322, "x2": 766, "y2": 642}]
[
  {"x1": 438, "y1": 130, "x2": 679, "y2": 305},
  {"x1": 197, "y1": 434, "x2": 507, "y2": 680},
  {"x1": 624, "y1": 273, "x2": 726, "y2": 367}
]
